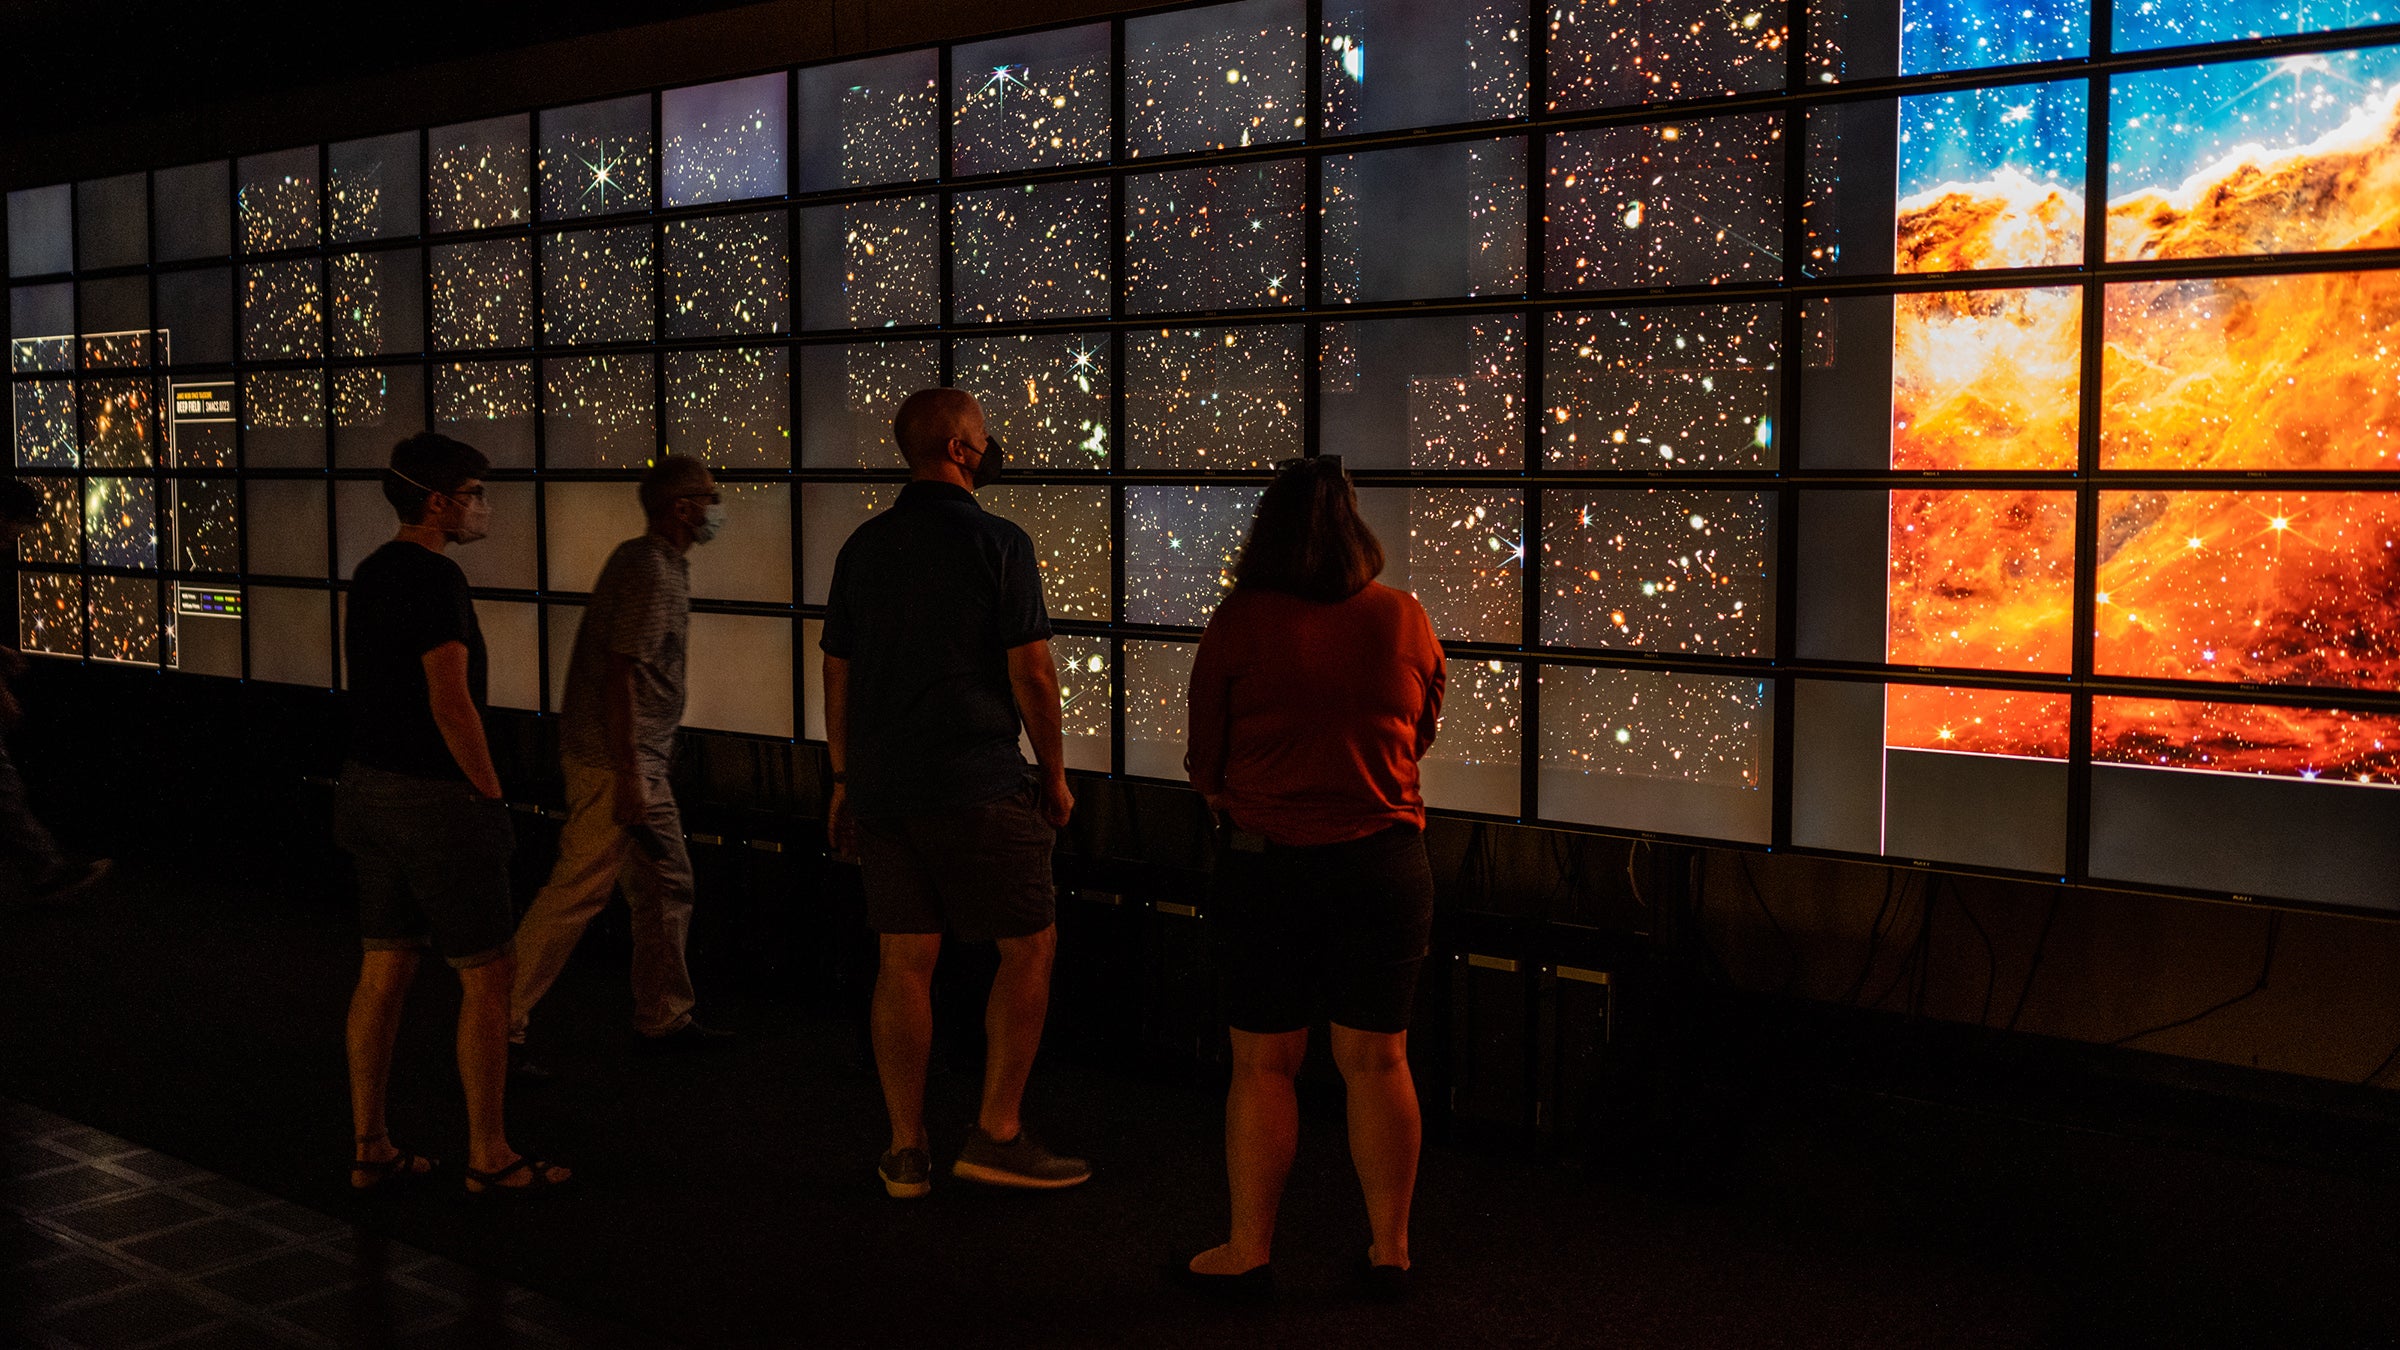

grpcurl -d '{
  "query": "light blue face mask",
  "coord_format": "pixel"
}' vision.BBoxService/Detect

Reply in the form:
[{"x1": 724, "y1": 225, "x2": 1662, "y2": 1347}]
[{"x1": 693, "y1": 501, "x2": 728, "y2": 544}]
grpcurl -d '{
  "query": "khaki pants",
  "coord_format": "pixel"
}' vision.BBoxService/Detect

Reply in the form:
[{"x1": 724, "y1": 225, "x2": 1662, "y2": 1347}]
[{"x1": 509, "y1": 761, "x2": 697, "y2": 1040}]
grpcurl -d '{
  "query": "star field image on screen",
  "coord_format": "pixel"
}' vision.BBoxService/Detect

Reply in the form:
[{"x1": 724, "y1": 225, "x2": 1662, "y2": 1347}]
[
  {"x1": 78, "y1": 380, "x2": 155, "y2": 469},
  {"x1": 1047, "y1": 634, "x2": 1113, "y2": 769},
  {"x1": 1389, "y1": 488, "x2": 1524, "y2": 643},
  {"x1": 2117, "y1": 0, "x2": 2387, "y2": 50},
  {"x1": 543, "y1": 227, "x2": 655, "y2": 346},
  {"x1": 330, "y1": 133, "x2": 419, "y2": 242},
  {"x1": 663, "y1": 212, "x2": 790, "y2": 337},
  {"x1": 1545, "y1": 304, "x2": 1778, "y2": 470},
  {"x1": 1124, "y1": 161, "x2": 1305, "y2": 314},
  {"x1": 243, "y1": 261, "x2": 323, "y2": 361},
  {"x1": 176, "y1": 480, "x2": 238, "y2": 573},
  {"x1": 954, "y1": 181, "x2": 1114, "y2": 324},
  {"x1": 954, "y1": 333, "x2": 1110, "y2": 470},
  {"x1": 1124, "y1": 327, "x2": 1301, "y2": 469},
  {"x1": 435, "y1": 362, "x2": 535, "y2": 462},
  {"x1": 952, "y1": 24, "x2": 1112, "y2": 175},
  {"x1": 796, "y1": 51, "x2": 940, "y2": 191},
  {"x1": 239, "y1": 147, "x2": 319, "y2": 254},
  {"x1": 979, "y1": 486, "x2": 1112, "y2": 621},
  {"x1": 19, "y1": 475, "x2": 76, "y2": 563},
  {"x1": 1541, "y1": 667, "x2": 1767, "y2": 787},
  {"x1": 1543, "y1": 490, "x2": 1772, "y2": 656},
  {"x1": 1125, "y1": 486, "x2": 1262, "y2": 627},
  {"x1": 1547, "y1": 0, "x2": 1789, "y2": 109},
  {"x1": 19, "y1": 573, "x2": 79, "y2": 655},
  {"x1": 663, "y1": 73, "x2": 788, "y2": 206},
  {"x1": 1321, "y1": 0, "x2": 1527, "y2": 136},
  {"x1": 798, "y1": 341, "x2": 938, "y2": 468},
  {"x1": 1422, "y1": 658, "x2": 1523, "y2": 815},
  {"x1": 1322, "y1": 139, "x2": 1525, "y2": 304},
  {"x1": 83, "y1": 478, "x2": 156, "y2": 568},
  {"x1": 241, "y1": 370, "x2": 323, "y2": 466},
  {"x1": 1122, "y1": 640, "x2": 1197, "y2": 778},
  {"x1": 1125, "y1": 0, "x2": 1306, "y2": 156},
  {"x1": 540, "y1": 95, "x2": 654, "y2": 219},
  {"x1": 1320, "y1": 315, "x2": 1524, "y2": 470},
  {"x1": 431, "y1": 240, "x2": 533, "y2": 351},
  {"x1": 1547, "y1": 116, "x2": 1784, "y2": 289},
  {"x1": 667, "y1": 347, "x2": 787, "y2": 466},
  {"x1": 334, "y1": 367, "x2": 422, "y2": 463},
  {"x1": 428, "y1": 116, "x2": 531, "y2": 233},
  {"x1": 15, "y1": 381, "x2": 75, "y2": 467},
  {"x1": 88, "y1": 574, "x2": 160, "y2": 664},
  {"x1": 1808, "y1": 0, "x2": 2086, "y2": 81},
  {"x1": 799, "y1": 198, "x2": 939, "y2": 330},
  {"x1": 543, "y1": 355, "x2": 656, "y2": 469},
  {"x1": 330, "y1": 251, "x2": 422, "y2": 357}
]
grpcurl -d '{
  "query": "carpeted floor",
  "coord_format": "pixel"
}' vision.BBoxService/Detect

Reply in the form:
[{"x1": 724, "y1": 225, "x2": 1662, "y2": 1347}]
[{"x1": 1, "y1": 859, "x2": 2394, "y2": 1348}]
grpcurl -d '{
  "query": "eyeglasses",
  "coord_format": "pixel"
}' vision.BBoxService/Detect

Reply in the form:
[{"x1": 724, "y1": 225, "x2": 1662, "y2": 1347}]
[
  {"x1": 445, "y1": 485, "x2": 487, "y2": 500},
  {"x1": 1273, "y1": 455, "x2": 1345, "y2": 473}
]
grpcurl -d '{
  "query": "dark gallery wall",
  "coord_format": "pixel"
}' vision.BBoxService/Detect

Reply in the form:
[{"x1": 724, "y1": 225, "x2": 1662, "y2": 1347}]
[{"x1": 5, "y1": 0, "x2": 2398, "y2": 1102}]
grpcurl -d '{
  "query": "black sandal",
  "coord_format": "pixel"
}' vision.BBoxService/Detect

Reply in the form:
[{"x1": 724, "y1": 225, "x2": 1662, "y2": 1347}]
[
  {"x1": 462, "y1": 1156, "x2": 573, "y2": 1197},
  {"x1": 350, "y1": 1134, "x2": 438, "y2": 1191}
]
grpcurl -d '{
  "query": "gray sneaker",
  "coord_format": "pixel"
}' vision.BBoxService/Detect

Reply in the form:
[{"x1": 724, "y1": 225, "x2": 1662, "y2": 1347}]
[
  {"x1": 951, "y1": 1127, "x2": 1091, "y2": 1190},
  {"x1": 879, "y1": 1146, "x2": 932, "y2": 1199}
]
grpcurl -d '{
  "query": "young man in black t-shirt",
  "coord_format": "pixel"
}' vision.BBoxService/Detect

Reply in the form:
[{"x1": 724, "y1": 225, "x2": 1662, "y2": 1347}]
[{"x1": 332, "y1": 433, "x2": 569, "y2": 1195}]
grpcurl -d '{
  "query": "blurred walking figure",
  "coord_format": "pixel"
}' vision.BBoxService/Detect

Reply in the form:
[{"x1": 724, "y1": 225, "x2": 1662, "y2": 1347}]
[
  {"x1": 509, "y1": 455, "x2": 733, "y2": 1068},
  {"x1": 333, "y1": 433, "x2": 570, "y2": 1195},
  {"x1": 1178, "y1": 454, "x2": 1444, "y2": 1299},
  {"x1": 0, "y1": 478, "x2": 110, "y2": 904},
  {"x1": 820, "y1": 387, "x2": 1089, "y2": 1199}
]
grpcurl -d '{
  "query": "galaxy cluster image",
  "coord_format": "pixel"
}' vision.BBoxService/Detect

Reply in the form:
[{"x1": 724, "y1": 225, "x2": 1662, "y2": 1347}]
[
  {"x1": 77, "y1": 378, "x2": 154, "y2": 469},
  {"x1": 800, "y1": 199, "x2": 939, "y2": 330},
  {"x1": 664, "y1": 212, "x2": 790, "y2": 337},
  {"x1": 18, "y1": 475, "x2": 79, "y2": 564},
  {"x1": 333, "y1": 366, "x2": 420, "y2": 460},
  {"x1": 87, "y1": 573, "x2": 161, "y2": 664},
  {"x1": 329, "y1": 133, "x2": 416, "y2": 242},
  {"x1": 1046, "y1": 633, "x2": 1114, "y2": 769},
  {"x1": 14, "y1": 381, "x2": 78, "y2": 467},
  {"x1": 951, "y1": 24, "x2": 1113, "y2": 175},
  {"x1": 430, "y1": 239, "x2": 533, "y2": 350},
  {"x1": 1123, "y1": 327, "x2": 1301, "y2": 469},
  {"x1": 1394, "y1": 487, "x2": 1524, "y2": 644},
  {"x1": 330, "y1": 250, "x2": 420, "y2": 356},
  {"x1": 1422, "y1": 658, "x2": 1524, "y2": 810},
  {"x1": 434, "y1": 361, "x2": 536, "y2": 455},
  {"x1": 175, "y1": 479, "x2": 239, "y2": 573},
  {"x1": 1547, "y1": 0, "x2": 1788, "y2": 109},
  {"x1": 979, "y1": 485, "x2": 1114, "y2": 621},
  {"x1": 798, "y1": 341, "x2": 938, "y2": 468},
  {"x1": 238, "y1": 148, "x2": 318, "y2": 254},
  {"x1": 1544, "y1": 304, "x2": 1779, "y2": 470},
  {"x1": 543, "y1": 227, "x2": 655, "y2": 346},
  {"x1": 667, "y1": 347, "x2": 788, "y2": 466},
  {"x1": 243, "y1": 370, "x2": 323, "y2": 453},
  {"x1": 539, "y1": 95, "x2": 654, "y2": 219},
  {"x1": 83, "y1": 476, "x2": 157, "y2": 568},
  {"x1": 543, "y1": 354, "x2": 657, "y2": 468},
  {"x1": 663, "y1": 73, "x2": 788, "y2": 206},
  {"x1": 806, "y1": 53, "x2": 939, "y2": 190},
  {"x1": 1124, "y1": 485, "x2": 1262, "y2": 627},
  {"x1": 242, "y1": 261, "x2": 323, "y2": 361},
  {"x1": 429, "y1": 116, "x2": 531, "y2": 233},
  {"x1": 954, "y1": 333, "x2": 1111, "y2": 470},
  {"x1": 1123, "y1": 161, "x2": 1305, "y2": 313},
  {"x1": 953, "y1": 181, "x2": 1113, "y2": 323},
  {"x1": 1544, "y1": 490, "x2": 1772, "y2": 656},
  {"x1": 20, "y1": 572, "x2": 80, "y2": 656},
  {"x1": 1547, "y1": 117, "x2": 1785, "y2": 290},
  {"x1": 1124, "y1": 0, "x2": 1306, "y2": 156},
  {"x1": 1540, "y1": 666, "x2": 1767, "y2": 788}
]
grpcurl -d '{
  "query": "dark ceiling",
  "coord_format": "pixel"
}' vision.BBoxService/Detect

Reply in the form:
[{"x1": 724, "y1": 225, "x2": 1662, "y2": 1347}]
[{"x1": 0, "y1": 0, "x2": 773, "y2": 138}]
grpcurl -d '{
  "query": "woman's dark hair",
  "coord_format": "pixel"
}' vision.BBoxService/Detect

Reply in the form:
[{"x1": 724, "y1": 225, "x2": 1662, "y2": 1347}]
[
  {"x1": 1230, "y1": 456, "x2": 1385, "y2": 603},
  {"x1": 383, "y1": 432, "x2": 490, "y2": 523}
]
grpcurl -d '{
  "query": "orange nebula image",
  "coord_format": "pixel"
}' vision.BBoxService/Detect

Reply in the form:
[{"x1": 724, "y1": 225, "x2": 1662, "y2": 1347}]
[{"x1": 1883, "y1": 88, "x2": 2400, "y2": 780}]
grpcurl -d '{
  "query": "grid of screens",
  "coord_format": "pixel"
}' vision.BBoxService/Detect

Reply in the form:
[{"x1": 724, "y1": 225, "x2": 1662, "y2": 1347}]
[{"x1": 11, "y1": 0, "x2": 2400, "y2": 913}]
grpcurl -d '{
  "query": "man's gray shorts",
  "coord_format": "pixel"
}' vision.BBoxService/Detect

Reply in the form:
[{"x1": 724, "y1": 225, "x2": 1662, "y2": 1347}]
[{"x1": 857, "y1": 780, "x2": 1056, "y2": 943}]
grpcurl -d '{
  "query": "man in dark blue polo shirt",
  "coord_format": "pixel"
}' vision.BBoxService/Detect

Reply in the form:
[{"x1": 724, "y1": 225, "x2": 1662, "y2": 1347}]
[{"x1": 821, "y1": 387, "x2": 1089, "y2": 1199}]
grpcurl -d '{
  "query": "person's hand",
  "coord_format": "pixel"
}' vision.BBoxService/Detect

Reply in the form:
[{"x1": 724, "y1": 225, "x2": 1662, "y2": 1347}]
[
  {"x1": 612, "y1": 773, "x2": 646, "y2": 827},
  {"x1": 827, "y1": 783, "x2": 859, "y2": 861},
  {"x1": 1039, "y1": 772, "x2": 1075, "y2": 829},
  {"x1": 1202, "y1": 792, "x2": 1229, "y2": 829}
]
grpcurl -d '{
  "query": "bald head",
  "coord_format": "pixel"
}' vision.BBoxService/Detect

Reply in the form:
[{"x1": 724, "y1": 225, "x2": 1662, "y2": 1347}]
[{"x1": 893, "y1": 388, "x2": 983, "y2": 472}]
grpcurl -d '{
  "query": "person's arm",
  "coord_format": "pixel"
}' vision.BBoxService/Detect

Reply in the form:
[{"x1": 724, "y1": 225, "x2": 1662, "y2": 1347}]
[
  {"x1": 1413, "y1": 608, "x2": 1445, "y2": 761},
  {"x1": 424, "y1": 641, "x2": 503, "y2": 799},
  {"x1": 822, "y1": 652, "x2": 857, "y2": 858},
  {"x1": 1007, "y1": 639, "x2": 1074, "y2": 828},
  {"x1": 603, "y1": 651, "x2": 644, "y2": 824}
]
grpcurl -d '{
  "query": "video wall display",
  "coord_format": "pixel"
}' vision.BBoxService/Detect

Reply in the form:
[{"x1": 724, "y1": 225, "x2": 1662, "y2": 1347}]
[{"x1": 12, "y1": 0, "x2": 2400, "y2": 913}]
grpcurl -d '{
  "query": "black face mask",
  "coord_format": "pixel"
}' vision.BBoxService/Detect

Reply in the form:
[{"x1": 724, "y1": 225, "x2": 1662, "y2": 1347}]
[{"x1": 969, "y1": 433, "x2": 1005, "y2": 489}]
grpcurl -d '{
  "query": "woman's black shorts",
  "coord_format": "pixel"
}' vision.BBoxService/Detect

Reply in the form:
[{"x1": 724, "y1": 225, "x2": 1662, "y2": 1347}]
[{"x1": 1208, "y1": 823, "x2": 1435, "y2": 1035}]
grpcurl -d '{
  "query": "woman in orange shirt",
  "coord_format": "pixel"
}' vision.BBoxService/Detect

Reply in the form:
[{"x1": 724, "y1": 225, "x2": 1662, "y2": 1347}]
[{"x1": 1178, "y1": 455, "x2": 1445, "y2": 1300}]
